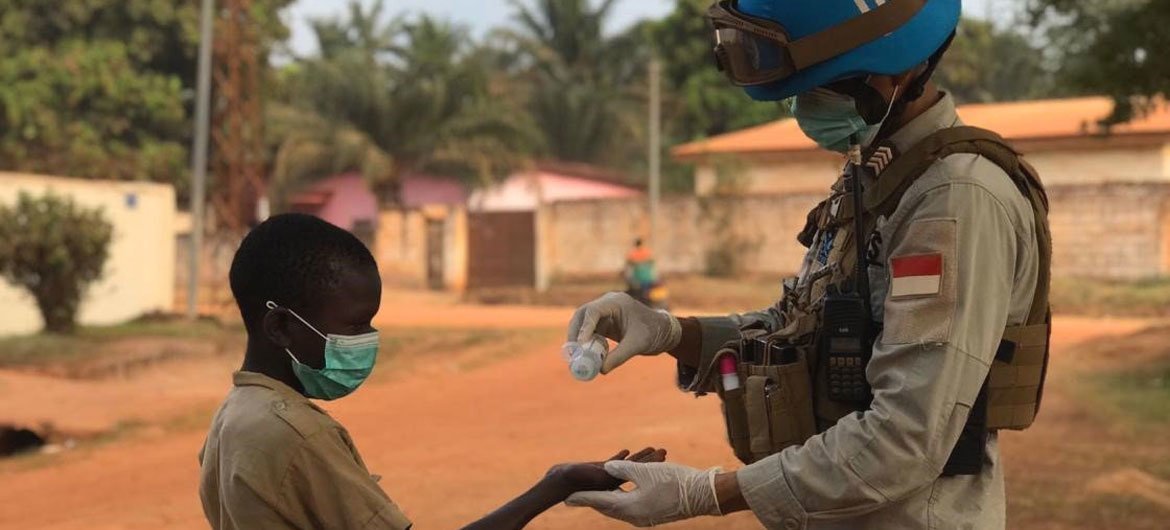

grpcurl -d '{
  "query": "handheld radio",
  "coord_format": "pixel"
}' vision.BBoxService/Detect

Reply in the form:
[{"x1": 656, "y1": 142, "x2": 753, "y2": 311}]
[{"x1": 821, "y1": 139, "x2": 874, "y2": 403}]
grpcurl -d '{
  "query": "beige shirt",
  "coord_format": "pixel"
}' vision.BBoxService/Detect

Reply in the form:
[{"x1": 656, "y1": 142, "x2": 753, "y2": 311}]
[
  {"x1": 199, "y1": 371, "x2": 412, "y2": 530},
  {"x1": 696, "y1": 93, "x2": 1037, "y2": 529}
]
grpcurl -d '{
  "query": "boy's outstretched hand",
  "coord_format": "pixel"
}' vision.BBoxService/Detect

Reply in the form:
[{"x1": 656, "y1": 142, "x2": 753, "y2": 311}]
[
  {"x1": 460, "y1": 447, "x2": 668, "y2": 530},
  {"x1": 545, "y1": 447, "x2": 668, "y2": 498}
]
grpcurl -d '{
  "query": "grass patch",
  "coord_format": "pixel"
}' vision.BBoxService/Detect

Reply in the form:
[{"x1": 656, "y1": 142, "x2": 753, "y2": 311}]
[
  {"x1": 1092, "y1": 360, "x2": 1170, "y2": 425},
  {"x1": 0, "y1": 316, "x2": 240, "y2": 369},
  {"x1": 1052, "y1": 277, "x2": 1170, "y2": 317}
]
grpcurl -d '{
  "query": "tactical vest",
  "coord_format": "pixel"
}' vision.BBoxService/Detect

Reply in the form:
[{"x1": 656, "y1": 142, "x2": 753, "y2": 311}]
[{"x1": 702, "y1": 127, "x2": 1052, "y2": 475}]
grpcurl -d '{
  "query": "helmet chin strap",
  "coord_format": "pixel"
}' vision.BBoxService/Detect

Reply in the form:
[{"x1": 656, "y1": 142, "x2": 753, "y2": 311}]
[{"x1": 864, "y1": 30, "x2": 956, "y2": 156}]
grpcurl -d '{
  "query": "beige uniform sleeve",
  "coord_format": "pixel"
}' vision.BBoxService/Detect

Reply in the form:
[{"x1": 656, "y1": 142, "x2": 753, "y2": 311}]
[
  {"x1": 736, "y1": 177, "x2": 1029, "y2": 529},
  {"x1": 281, "y1": 428, "x2": 412, "y2": 530}
]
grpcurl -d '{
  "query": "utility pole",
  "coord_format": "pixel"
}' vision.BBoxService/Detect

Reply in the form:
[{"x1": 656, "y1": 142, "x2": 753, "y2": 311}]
[
  {"x1": 648, "y1": 58, "x2": 662, "y2": 250},
  {"x1": 187, "y1": 0, "x2": 214, "y2": 320}
]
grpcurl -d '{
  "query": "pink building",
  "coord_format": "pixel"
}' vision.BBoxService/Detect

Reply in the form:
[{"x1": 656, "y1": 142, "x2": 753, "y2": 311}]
[
  {"x1": 291, "y1": 163, "x2": 640, "y2": 225},
  {"x1": 469, "y1": 162, "x2": 642, "y2": 212},
  {"x1": 288, "y1": 173, "x2": 379, "y2": 233},
  {"x1": 288, "y1": 173, "x2": 468, "y2": 234},
  {"x1": 400, "y1": 174, "x2": 468, "y2": 207}
]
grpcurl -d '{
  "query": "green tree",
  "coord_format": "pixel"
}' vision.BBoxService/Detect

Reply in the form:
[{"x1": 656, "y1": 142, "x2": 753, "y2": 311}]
[
  {"x1": 637, "y1": 0, "x2": 787, "y2": 193},
  {"x1": 500, "y1": 0, "x2": 647, "y2": 167},
  {"x1": 0, "y1": 0, "x2": 293, "y2": 193},
  {"x1": 0, "y1": 41, "x2": 187, "y2": 183},
  {"x1": 642, "y1": 0, "x2": 783, "y2": 141},
  {"x1": 264, "y1": 103, "x2": 394, "y2": 211},
  {"x1": 1028, "y1": 0, "x2": 1168, "y2": 123},
  {"x1": 936, "y1": 17, "x2": 1054, "y2": 104},
  {"x1": 274, "y1": 1, "x2": 539, "y2": 204},
  {"x1": 0, "y1": 193, "x2": 114, "y2": 334}
]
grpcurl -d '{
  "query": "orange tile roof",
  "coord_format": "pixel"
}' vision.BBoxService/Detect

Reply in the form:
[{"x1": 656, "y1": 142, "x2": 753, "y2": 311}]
[{"x1": 673, "y1": 96, "x2": 1170, "y2": 159}]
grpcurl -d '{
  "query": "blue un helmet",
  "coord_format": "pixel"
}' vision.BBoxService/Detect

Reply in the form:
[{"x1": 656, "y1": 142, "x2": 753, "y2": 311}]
[{"x1": 709, "y1": 0, "x2": 960, "y2": 102}]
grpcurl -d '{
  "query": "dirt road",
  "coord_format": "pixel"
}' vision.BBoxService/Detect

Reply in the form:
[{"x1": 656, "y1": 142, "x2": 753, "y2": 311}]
[{"x1": 0, "y1": 300, "x2": 1163, "y2": 529}]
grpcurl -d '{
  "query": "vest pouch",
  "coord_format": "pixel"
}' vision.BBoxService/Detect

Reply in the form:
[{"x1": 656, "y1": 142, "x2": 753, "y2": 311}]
[
  {"x1": 742, "y1": 355, "x2": 817, "y2": 461},
  {"x1": 987, "y1": 322, "x2": 1051, "y2": 430},
  {"x1": 719, "y1": 385, "x2": 755, "y2": 464}
]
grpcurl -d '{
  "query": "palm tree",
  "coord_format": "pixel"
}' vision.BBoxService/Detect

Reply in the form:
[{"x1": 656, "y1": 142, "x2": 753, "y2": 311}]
[
  {"x1": 270, "y1": 1, "x2": 539, "y2": 205},
  {"x1": 264, "y1": 103, "x2": 393, "y2": 211},
  {"x1": 500, "y1": 0, "x2": 649, "y2": 167}
]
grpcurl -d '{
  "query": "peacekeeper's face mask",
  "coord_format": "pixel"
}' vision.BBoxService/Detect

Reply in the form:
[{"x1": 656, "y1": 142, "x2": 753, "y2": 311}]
[
  {"x1": 266, "y1": 301, "x2": 380, "y2": 400},
  {"x1": 791, "y1": 78, "x2": 901, "y2": 153},
  {"x1": 707, "y1": 0, "x2": 926, "y2": 86}
]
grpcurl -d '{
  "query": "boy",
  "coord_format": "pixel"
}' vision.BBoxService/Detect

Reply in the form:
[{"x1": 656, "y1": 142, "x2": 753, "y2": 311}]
[{"x1": 199, "y1": 214, "x2": 661, "y2": 530}]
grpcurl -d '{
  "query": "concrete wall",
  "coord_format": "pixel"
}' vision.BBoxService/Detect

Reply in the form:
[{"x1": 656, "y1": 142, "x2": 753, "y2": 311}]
[
  {"x1": 696, "y1": 143, "x2": 1170, "y2": 197},
  {"x1": 540, "y1": 183, "x2": 1170, "y2": 282},
  {"x1": 0, "y1": 173, "x2": 176, "y2": 336},
  {"x1": 694, "y1": 155, "x2": 841, "y2": 196},
  {"x1": 1026, "y1": 145, "x2": 1168, "y2": 186},
  {"x1": 541, "y1": 193, "x2": 821, "y2": 281},
  {"x1": 374, "y1": 205, "x2": 468, "y2": 290},
  {"x1": 1048, "y1": 182, "x2": 1170, "y2": 279}
]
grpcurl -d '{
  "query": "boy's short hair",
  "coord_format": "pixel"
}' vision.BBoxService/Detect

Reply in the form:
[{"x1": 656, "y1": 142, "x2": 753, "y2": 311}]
[{"x1": 229, "y1": 213, "x2": 377, "y2": 332}]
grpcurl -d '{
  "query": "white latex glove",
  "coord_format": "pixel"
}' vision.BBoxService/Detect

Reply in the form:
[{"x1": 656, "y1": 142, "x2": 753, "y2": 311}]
[
  {"x1": 566, "y1": 292, "x2": 682, "y2": 373},
  {"x1": 564, "y1": 461, "x2": 721, "y2": 527}
]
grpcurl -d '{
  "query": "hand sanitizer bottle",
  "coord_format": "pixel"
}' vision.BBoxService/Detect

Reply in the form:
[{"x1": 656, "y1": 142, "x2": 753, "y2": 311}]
[{"x1": 561, "y1": 335, "x2": 609, "y2": 381}]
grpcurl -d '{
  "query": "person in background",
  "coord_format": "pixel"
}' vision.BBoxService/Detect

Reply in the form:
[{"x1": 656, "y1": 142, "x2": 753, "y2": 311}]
[{"x1": 623, "y1": 238, "x2": 657, "y2": 302}]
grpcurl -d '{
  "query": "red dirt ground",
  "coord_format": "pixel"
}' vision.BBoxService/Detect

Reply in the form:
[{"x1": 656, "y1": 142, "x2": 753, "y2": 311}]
[{"x1": 0, "y1": 295, "x2": 1162, "y2": 529}]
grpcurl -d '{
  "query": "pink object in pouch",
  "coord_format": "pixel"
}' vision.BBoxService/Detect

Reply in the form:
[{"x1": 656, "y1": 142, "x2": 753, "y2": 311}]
[{"x1": 720, "y1": 355, "x2": 740, "y2": 391}]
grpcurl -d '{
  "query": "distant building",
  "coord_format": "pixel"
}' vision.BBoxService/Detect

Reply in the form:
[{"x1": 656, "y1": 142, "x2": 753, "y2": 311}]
[
  {"x1": 375, "y1": 162, "x2": 643, "y2": 291},
  {"x1": 675, "y1": 96, "x2": 1170, "y2": 195},
  {"x1": 287, "y1": 173, "x2": 380, "y2": 244},
  {"x1": 672, "y1": 96, "x2": 1170, "y2": 279},
  {"x1": 0, "y1": 173, "x2": 176, "y2": 336},
  {"x1": 400, "y1": 174, "x2": 468, "y2": 208},
  {"x1": 469, "y1": 161, "x2": 643, "y2": 212}
]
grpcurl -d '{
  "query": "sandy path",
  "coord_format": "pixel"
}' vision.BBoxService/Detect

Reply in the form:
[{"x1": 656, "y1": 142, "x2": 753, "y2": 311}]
[{"x1": 0, "y1": 314, "x2": 1156, "y2": 529}]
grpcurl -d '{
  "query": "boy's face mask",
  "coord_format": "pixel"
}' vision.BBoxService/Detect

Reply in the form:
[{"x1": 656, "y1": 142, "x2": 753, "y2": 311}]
[{"x1": 266, "y1": 301, "x2": 379, "y2": 400}]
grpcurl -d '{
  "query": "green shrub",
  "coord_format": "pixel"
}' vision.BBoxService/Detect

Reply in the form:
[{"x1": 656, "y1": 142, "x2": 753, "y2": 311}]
[{"x1": 0, "y1": 192, "x2": 113, "y2": 333}]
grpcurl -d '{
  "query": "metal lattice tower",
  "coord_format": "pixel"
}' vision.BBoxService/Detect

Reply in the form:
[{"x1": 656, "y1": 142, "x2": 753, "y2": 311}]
[{"x1": 210, "y1": 0, "x2": 266, "y2": 233}]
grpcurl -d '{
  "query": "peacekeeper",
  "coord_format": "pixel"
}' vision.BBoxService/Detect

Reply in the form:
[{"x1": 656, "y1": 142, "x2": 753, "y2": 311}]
[{"x1": 563, "y1": 0, "x2": 1053, "y2": 528}]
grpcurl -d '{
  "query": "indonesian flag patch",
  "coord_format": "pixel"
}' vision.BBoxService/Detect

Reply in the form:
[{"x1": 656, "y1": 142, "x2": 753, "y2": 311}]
[{"x1": 890, "y1": 253, "x2": 943, "y2": 298}]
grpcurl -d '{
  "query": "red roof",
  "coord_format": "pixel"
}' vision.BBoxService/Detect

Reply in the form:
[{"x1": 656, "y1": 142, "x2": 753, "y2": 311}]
[{"x1": 673, "y1": 96, "x2": 1170, "y2": 160}]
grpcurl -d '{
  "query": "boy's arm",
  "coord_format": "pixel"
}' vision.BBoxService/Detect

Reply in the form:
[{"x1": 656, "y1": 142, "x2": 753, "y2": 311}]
[
  {"x1": 460, "y1": 448, "x2": 666, "y2": 530},
  {"x1": 458, "y1": 475, "x2": 574, "y2": 530}
]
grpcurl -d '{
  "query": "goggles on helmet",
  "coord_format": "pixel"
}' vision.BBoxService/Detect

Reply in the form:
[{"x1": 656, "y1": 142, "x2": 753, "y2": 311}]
[{"x1": 708, "y1": 0, "x2": 927, "y2": 87}]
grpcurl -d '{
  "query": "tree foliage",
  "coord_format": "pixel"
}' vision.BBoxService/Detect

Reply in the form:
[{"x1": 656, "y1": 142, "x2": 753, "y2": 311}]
[
  {"x1": 273, "y1": 1, "x2": 539, "y2": 204},
  {"x1": 935, "y1": 17, "x2": 1053, "y2": 104},
  {"x1": 0, "y1": 41, "x2": 187, "y2": 183},
  {"x1": 0, "y1": 0, "x2": 292, "y2": 192},
  {"x1": 642, "y1": 0, "x2": 783, "y2": 141},
  {"x1": 0, "y1": 193, "x2": 113, "y2": 334},
  {"x1": 494, "y1": 0, "x2": 649, "y2": 168},
  {"x1": 1028, "y1": 0, "x2": 1169, "y2": 122}
]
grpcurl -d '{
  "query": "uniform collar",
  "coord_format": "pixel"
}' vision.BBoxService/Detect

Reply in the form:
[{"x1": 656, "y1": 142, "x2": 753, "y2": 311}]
[
  {"x1": 883, "y1": 91, "x2": 962, "y2": 154},
  {"x1": 234, "y1": 371, "x2": 310, "y2": 403}
]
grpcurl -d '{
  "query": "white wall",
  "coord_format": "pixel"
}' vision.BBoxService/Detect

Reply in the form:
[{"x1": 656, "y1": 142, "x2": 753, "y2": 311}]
[
  {"x1": 1025, "y1": 146, "x2": 1168, "y2": 185},
  {"x1": 0, "y1": 173, "x2": 176, "y2": 336},
  {"x1": 694, "y1": 143, "x2": 1170, "y2": 196},
  {"x1": 694, "y1": 155, "x2": 842, "y2": 196}
]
